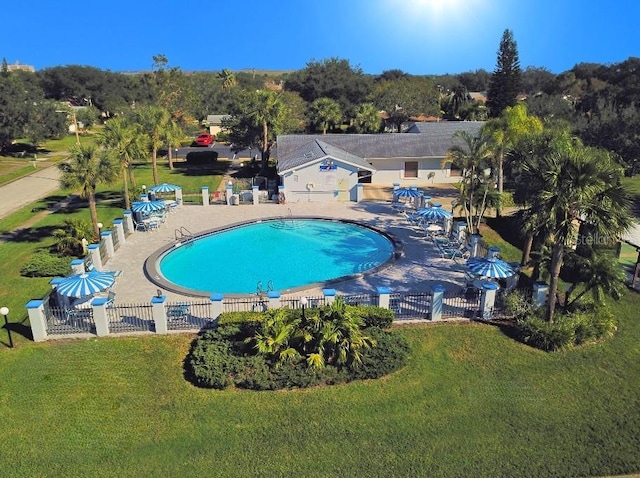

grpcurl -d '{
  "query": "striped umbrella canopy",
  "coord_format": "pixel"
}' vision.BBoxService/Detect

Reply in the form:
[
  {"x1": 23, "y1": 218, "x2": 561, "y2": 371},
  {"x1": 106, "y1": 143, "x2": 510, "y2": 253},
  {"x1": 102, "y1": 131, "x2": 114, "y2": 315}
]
[
  {"x1": 131, "y1": 200, "x2": 167, "y2": 213},
  {"x1": 414, "y1": 203, "x2": 452, "y2": 221},
  {"x1": 466, "y1": 257, "x2": 516, "y2": 279},
  {"x1": 148, "y1": 183, "x2": 180, "y2": 193},
  {"x1": 56, "y1": 271, "x2": 115, "y2": 298},
  {"x1": 393, "y1": 187, "x2": 423, "y2": 198}
]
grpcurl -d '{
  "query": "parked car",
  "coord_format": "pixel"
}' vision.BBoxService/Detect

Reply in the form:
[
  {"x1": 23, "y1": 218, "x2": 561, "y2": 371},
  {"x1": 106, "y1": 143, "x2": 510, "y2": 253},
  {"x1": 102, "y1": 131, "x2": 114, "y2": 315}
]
[{"x1": 194, "y1": 132, "x2": 215, "y2": 146}]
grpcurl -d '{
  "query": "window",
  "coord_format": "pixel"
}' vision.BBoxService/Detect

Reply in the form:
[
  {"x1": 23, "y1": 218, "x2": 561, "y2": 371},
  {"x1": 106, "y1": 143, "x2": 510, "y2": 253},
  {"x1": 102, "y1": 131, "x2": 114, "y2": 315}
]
[{"x1": 404, "y1": 161, "x2": 419, "y2": 178}]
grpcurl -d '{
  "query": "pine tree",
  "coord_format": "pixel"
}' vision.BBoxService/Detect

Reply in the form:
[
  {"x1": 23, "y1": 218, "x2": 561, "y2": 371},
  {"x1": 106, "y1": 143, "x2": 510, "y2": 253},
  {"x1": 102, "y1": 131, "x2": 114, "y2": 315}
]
[{"x1": 487, "y1": 29, "x2": 522, "y2": 118}]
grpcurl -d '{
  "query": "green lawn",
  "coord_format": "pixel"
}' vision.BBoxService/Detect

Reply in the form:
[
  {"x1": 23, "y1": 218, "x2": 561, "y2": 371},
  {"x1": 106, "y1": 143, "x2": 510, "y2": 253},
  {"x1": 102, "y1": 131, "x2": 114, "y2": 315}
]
[
  {"x1": 0, "y1": 291, "x2": 639, "y2": 477},
  {"x1": 1, "y1": 166, "x2": 639, "y2": 476}
]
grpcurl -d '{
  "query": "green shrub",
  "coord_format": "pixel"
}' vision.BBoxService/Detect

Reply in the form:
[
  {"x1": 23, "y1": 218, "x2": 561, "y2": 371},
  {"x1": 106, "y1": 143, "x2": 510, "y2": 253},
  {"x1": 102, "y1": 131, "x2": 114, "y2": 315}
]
[
  {"x1": 355, "y1": 306, "x2": 394, "y2": 329},
  {"x1": 572, "y1": 307, "x2": 617, "y2": 345},
  {"x1": 20, "y1": 251, "x2": 71, "y2": 277},
  {"x1": 500, "y1": 191, "x2": 515, "y2": 208},
  {"x1": 217, "y1": 311, "x2": 263, "y2": 336},
  {"x1": 517, "y1": 316, "x2": 575, "y2": 351},
  {"x1": 517, "y1": 306, "x2": 617, "y2": 351},
  {"x1": 351, "y1": 328, "x2": 410, "y2": 380},
  {"x1": 185, "y1": 330, "x2": 244, "y2": 389},
  {"x1": 501, "y1": 289, "x2": 535, "y2": 319}
]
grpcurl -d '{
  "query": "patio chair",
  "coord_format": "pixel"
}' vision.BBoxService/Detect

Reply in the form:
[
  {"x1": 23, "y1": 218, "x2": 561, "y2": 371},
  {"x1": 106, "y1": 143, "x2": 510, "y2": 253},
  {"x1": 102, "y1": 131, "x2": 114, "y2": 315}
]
[
  {"x1": 167, "y1": 302, "x2": 190, "y2": 322},
  {"x1": 134, "y1": 220, "x2": 148, "y2": 232}
]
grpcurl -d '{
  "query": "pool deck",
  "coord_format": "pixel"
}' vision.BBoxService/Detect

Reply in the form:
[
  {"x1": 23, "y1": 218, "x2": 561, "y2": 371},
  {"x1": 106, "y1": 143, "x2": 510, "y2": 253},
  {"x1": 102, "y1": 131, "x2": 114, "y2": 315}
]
[{"x1": 105, "y1": 200, "x2": 467, "y2": 304}]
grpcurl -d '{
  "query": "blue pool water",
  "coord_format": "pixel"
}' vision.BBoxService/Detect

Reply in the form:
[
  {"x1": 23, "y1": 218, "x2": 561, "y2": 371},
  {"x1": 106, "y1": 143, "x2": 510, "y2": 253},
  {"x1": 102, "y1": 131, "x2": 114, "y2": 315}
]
[{"x1": 158, "y1": 219, "x2": 395, "y2": 295}]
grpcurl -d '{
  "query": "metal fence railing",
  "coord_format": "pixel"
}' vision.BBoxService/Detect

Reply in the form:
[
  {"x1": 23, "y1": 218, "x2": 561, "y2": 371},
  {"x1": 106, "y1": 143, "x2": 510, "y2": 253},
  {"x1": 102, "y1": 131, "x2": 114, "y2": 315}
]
[
  {"x1": 390, "y1": 292, "x2": 432, "y2": 320},
  {"x1": 222, "y1": 296, "x2": 269, "y2": 313},
  {"x1": 109, "y1": 303, "x2": 154, "y2": 333},
  {"x1": 39, "y1": 285, "x2": 519, "y2": 339},
  {"x1": 166, "y1": 300, "x2": 216, "y2": 331},
  {"x1": 45, "y1": 306, "x2": 96, "y2": 335},
  {"x1": 442, "y1": 290, "x2": 481, "y2": 319}
]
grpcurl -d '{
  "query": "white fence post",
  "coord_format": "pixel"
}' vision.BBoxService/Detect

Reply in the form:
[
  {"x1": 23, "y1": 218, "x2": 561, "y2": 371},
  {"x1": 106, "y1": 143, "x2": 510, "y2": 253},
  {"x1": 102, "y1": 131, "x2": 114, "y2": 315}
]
[
  {"x1": 101, "y1": 231, "x2": 114, "y2": 262},
  {"x1": 480, "y1": 282, "x2": 499, "y2": 320},
  {"x1": 70, "y1": 259, "x2": 85, "y2": 275},
  {"x1": 201, "y1": 186, "x2": 209, "y2": 206},
  {"x1": 323, "y1": 288, "x2": 336, "y2": 305},
  {"x1": 252, "y1": 185, "x2": 259, "y2": 206},
  {"x1": 92, "y1": 297, "x2": 110, "y2": 337},
  {"x1": 88, "y1": 244, "x2": 103, "y2": 271},
  {"x1": 151, "y1": 295, "x2": 168, "y2": 334},
  {"x1": 210, "y1": 293, "x2": 224, "y2": 321},
  {"x1": 532, "y1": 282, "x2": 549, "y2": 308},
  {"x1": 430, "y1": 284, "x2": 445, "y2": 321},
  {"x1": 123, "y1": 210, "x2": 134, "y2": 235},
  {"x1": 377, "y1": 286, "x2": 390, "y2": 309},
  {"x1": 113, "y1": 219, "x2": 126, "y2": 245},
  {"x1": 26, "y1": 299, "x2": 48, "y2": 342},
  {"x1": 267, "y1": 291, "x2": 281, "y2": 309}
]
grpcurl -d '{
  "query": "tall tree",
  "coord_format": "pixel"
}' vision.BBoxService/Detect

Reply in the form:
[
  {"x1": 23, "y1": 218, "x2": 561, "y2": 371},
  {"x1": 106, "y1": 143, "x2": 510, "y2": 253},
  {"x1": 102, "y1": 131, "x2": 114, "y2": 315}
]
[
  {"x1": 136, "y1": 105, "x2": 170, "y2": 185},
  {"x1": 218, "y1": 69, "x2": 237, "y2": 90},
  {"x1": 482, "y1": 103, "x2": 543, "y2": 215},
  {"x1": 96, "y1": 116, "x2": 144, "y2": 209},
  {"x1": 520, "y1": 144, "x2": 632, "y2": 322},
  {"x1": 487, "y1": 29, "x2": 522, "y2": 118},
  {"x1": 353, "y1": 102, "x2": 382, "y2": 133},
  {"x1": 444, "y1": 130, "x2": 495, "y2": 233},
  {"x1": 58, "y1": 144, "x2": 118, "y2": 239},
  {"x1": 309, "y1": 97, "x2": 342, "y2": 134},
  {"x1": 223, "y1": 89, "x2": 287, "y2": 171}
]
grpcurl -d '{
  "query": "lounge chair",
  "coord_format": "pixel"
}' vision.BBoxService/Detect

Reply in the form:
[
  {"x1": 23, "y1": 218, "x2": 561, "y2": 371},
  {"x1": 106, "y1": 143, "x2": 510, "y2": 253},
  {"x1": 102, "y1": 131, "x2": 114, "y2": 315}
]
[{"x1": 167, "y1": 302, "x2": 190, "y2": 321}]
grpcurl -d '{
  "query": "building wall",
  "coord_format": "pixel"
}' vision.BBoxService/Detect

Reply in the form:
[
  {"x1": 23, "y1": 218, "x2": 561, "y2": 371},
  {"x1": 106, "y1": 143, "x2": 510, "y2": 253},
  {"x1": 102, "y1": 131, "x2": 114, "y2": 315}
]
[
  {"x1": 282, "y1": 160, "x2": 361, "y2": 202},
  {"x1": 369, "y1": 157, "x2": 459, "y2": 184}
]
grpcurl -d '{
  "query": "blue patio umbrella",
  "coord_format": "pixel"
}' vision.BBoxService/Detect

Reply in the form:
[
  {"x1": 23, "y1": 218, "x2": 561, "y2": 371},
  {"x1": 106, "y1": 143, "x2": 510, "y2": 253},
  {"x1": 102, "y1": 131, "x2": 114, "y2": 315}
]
[
  {"x1": 148, "y1": 183, "x2": 180, "y2": 193},
  {"x1": 414, "y1": 203, "x2": 452, "y2": 221},
  {"x1": 56, "y1": 271, "x2": 115, "y2": 298},
  {"x1": 393, "y1": 187, "x2": 423, "y2": 199},
  {"x1": 131, "y1": 200, "x2": 167, "y2": 213},
  {"x1": 465, "y1": 257, "x2": 516, "y2": 279}
]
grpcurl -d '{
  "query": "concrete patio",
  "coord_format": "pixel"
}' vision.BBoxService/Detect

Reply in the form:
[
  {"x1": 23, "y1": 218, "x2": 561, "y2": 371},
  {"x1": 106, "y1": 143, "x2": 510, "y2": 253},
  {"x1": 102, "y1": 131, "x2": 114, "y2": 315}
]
[{"x1": 104, "y1": 199, "x2": 468, "y2": 304}]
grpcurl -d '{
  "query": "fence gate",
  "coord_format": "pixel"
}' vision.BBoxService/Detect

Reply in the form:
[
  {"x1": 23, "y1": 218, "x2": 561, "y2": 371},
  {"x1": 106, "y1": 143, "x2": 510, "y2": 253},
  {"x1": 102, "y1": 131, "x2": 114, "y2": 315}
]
[{"x1": 390, "y1": 292, "x2": 432, "y2": 320}]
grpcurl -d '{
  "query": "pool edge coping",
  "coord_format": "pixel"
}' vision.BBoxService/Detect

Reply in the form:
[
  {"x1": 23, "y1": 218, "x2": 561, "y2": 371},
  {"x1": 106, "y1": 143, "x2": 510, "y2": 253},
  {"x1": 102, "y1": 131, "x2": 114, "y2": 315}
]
[{"x1": 143, "y1": 215, "x2": 404, "y2": 298}]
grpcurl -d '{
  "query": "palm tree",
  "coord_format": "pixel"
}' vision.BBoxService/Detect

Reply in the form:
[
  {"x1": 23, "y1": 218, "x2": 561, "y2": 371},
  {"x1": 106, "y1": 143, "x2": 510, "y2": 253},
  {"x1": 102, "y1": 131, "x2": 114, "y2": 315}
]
[
  {"x1": 248, "y1": 90, "x2": 284, "y2": 172},
  {"x1": 482, "y1": 103, "x2": 543, "y2": 216},
  {"x1": 521, "y1": 145, "x2": 632, "y2": 322},
  {"x1": 96, "y1": 117, "x2": 144, "y2": 209},
  {"x1": 163, "y1": 119, "x2": 184, "y2": 170},
  {"x1": 58, "y1": 144, "x2": 118, "y2": 239},
  {"x1": 218, "y1": 68, "x2": 237, "y2": 90},
  {"x1": 353, "y1": 102, "x2": 382, "y2": 133},
  {"x1": 310, "y1": 97, "x2": 343, "y2": 134},
  {"x1": 136, "y1": 106, "x2": 170, "y2": 185},
  {"x1": 444, "y1": 130, "x2": 494, "y2": 233}
]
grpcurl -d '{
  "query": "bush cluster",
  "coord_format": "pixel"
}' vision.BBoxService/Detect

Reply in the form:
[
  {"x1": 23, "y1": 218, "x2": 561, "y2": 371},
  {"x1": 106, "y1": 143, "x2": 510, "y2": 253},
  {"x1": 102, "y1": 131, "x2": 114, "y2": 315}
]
[
  {"x1": 517, "y1": 306, "x2": 617, "y2": 351},
  {"x1": 20, "y1": 251, "x2": 71, "y2": 277},
  {"x1": 185, "y1": 305, "x2": 409, "y2": 390}
]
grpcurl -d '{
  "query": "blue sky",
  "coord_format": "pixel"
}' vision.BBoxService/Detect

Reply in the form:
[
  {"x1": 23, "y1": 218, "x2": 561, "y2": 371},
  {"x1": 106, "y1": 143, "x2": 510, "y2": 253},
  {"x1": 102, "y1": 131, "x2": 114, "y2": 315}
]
[{"x1": 4, "y1": 0, "x2": 638, "y2": 75}]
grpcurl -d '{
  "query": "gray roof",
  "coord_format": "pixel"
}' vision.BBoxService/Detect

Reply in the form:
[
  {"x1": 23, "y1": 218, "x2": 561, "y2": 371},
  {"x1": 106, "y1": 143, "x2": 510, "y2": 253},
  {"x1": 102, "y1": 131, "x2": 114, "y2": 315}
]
[
  {"x1": 278, "y1": 139, "x2": 376, "y2": 174},
  {"x1": 277, "y1": 121, "x2": 483, "y2": 172},
  {"x1": 206, "y1": 114, "x2": 229, "y2": 125}
]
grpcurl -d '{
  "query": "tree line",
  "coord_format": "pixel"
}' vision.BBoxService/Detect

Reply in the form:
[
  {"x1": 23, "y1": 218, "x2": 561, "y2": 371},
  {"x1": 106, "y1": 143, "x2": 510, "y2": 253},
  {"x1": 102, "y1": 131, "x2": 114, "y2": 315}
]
[{"x1": 2, "y1": 47, "x2": 639, "y2": 173}]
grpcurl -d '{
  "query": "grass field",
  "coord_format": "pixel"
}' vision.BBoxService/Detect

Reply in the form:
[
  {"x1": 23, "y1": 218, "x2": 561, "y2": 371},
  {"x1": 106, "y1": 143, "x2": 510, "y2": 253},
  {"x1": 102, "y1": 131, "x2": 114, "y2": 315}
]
[
  {"x1": 0, "y1": 290, "x2": 639, "y2": 477},
  {"x1": 0, "y1": 149, "x2": 639, "y2": 476}
]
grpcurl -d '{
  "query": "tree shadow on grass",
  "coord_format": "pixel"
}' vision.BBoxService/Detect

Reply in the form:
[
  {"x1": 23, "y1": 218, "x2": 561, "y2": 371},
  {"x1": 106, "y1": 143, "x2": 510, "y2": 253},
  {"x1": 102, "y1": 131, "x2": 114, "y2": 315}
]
[
  {"x1": 2, "y1": 225, "x2": 58, "y2": 243},
  {"x1": 485, "y1": 216, "x2": 526, "y2": 252}
]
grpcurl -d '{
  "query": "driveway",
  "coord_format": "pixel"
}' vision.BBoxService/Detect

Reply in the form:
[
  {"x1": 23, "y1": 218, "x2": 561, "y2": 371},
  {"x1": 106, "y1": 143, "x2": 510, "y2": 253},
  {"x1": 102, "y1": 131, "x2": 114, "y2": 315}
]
[{"x1": 0, "y1": 164, "x2": 62, "y2": 219}]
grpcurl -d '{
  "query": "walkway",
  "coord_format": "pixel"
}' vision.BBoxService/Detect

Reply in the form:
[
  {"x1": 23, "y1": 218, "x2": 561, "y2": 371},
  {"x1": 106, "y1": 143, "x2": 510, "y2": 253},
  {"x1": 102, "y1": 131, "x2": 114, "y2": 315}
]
[
  {"x1": 105, "y1": 201, "x2": 468, "y2": 303},
  {"x1": 0, "y1": 163, "x2": 62, "y2": 219}
]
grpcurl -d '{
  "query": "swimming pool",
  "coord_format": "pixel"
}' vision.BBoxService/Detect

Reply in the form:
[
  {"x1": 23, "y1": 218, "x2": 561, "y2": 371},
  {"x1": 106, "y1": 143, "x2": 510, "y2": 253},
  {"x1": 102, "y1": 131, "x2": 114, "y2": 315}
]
[{"x1": 146, "y1": 218, "x2": 399, "y2": 296}]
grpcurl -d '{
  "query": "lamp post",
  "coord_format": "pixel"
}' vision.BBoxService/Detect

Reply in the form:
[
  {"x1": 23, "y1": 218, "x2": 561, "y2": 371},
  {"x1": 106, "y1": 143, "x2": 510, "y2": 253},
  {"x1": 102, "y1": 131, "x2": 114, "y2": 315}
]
[
  {"x1": 300, "y1": 296, "x2": 308, "y2": 319},
  {"x1": 0, "y1": 306, "x2": 13, "y2": 348}
]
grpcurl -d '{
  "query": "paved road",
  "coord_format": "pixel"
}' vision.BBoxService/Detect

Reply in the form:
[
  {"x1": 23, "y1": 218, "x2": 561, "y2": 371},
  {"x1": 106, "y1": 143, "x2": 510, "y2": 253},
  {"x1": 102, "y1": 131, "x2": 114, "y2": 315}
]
[{"x1": 0, "y1": 164, "x2": 62, "y2": 220}]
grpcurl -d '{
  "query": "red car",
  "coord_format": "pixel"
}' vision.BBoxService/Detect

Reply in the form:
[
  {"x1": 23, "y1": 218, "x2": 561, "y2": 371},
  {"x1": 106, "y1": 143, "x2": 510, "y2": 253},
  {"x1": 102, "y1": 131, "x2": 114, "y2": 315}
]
[{"x1": 194, "y1": 132, "x2": 215, "y2": 146}]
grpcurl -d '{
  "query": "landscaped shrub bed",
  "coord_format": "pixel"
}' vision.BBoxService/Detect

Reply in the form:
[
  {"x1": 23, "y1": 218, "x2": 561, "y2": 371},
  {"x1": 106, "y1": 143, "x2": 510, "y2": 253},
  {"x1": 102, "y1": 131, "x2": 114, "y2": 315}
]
[
  {"x1": 185, "y1": 299, "x2": 409, "y2": 390},
  {"x1": 502, "y1": 291, "x2": 618, "y2": 351}
]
